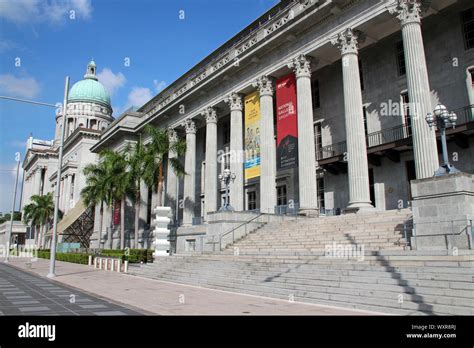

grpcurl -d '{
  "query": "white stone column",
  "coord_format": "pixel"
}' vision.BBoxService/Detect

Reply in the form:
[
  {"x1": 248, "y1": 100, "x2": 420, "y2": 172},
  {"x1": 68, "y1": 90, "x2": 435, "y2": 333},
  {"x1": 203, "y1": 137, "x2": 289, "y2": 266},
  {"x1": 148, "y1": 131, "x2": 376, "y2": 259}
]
[
  {"x1": 138, "y1": 180, "x2": 148, "y2": 248},
  {"x1": 253, "y1": 76, "x2": 277, "y2": 214},
  {"x1": 332, "y1": 29, "x2": 373, "y2": 211},
  {"x1": 64, "y1": 174, "x2": 72, "y2": 213},
  {"x1": 166, "y1": 128, "x2": 178, "y2": 211},
  {"x1": 225, "y1": 93, "x2": 244, "y2": 211},
  {"x1": 202, "y1": 107, "x2": 218, "y2": 216},
  {"x1": 288, "y1": 54, "x2": 318, "y2": 215},
  {"x1": 182, "y1": 119, "x2": 196, "y2": 226},
  {"x1": 33, "y1": 168, "x2": 42, "y2": 196},
  {"x1": 390, "y1": 1, "x2": 439, "y2": 179}
]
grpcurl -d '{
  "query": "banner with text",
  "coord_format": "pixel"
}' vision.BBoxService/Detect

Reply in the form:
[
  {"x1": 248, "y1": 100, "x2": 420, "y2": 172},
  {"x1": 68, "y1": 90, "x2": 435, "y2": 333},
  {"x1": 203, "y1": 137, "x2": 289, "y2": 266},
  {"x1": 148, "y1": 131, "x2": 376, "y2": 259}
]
[
  {"x1": 244, "y1": 91, "x2": 261, "y2": 179},
  {"x1": 276, "y1": 73, "x2": 298, "y2": 170}
]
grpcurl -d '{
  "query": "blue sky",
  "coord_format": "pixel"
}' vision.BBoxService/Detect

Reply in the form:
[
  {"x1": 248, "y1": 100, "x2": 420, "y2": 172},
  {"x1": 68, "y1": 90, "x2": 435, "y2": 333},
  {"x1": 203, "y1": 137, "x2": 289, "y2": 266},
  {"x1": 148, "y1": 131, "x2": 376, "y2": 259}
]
[{"x1": 0, "y1": 0, "x2": 279, "y2": 212}]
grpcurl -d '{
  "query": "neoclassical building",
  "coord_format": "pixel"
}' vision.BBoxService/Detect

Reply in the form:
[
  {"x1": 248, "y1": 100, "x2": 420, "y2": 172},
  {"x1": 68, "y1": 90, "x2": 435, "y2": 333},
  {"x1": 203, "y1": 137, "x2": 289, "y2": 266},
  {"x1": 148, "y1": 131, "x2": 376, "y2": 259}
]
[
  {"x1": 91, "y1": 0, "x2": 474, "y2": 252},
  {"x1": 21, "y1": 61, "x2": 114, "y2": 246}
]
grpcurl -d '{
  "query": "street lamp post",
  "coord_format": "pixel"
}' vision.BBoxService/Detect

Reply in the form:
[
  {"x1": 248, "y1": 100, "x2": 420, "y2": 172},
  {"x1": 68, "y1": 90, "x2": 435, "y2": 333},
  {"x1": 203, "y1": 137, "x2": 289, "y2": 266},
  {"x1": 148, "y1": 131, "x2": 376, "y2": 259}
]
[
  {"x1": 218, "y1": 168, "x2": 236, "y2": 212},
  {"x1": 426, "y1": 103, "x2": 460, "y2": 176},
  {"x1": 1, "y1": 77, "x2": 69, "y2": 277},
  {"x1": 4, "y1": 152, "x2": 21, "y2": 263},
  {"x1": 47, "y1": 76, "x2": 70, "y2": 278}
]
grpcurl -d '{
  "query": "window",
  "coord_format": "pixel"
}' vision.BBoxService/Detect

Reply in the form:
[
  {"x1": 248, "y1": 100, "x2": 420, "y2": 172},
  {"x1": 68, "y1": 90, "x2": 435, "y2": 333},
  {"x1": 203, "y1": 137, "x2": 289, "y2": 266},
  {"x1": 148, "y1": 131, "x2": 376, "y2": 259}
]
[
  {"x1": 314, "y1": 122, "x2": 322, "y2": 152},
  {"x1": 223, "y1": 121, "x2": 231, "y2": 145},
  {"x1": 247, "y1": 191, "x2": 257, "y2": 211},
  {"x1": 312, "y1": 79, "x2": 320, "y2": 109},
  {"x1": 401, "y1": 92, "x2": 412, "y2": 136},
  {"x1": 369, "y1": 168, "x2": 375, "y2": 207},
  {"x1": 462, "y1": 8, "x2": 474, "y2": 49},
  {"x1": 317, "y1": 178, "x2": 325, "y2": 210},
  {"x1": 362, "y1": 107, "x2": 368, "y2": 136},
  {"x1": 396, "y1": 41, "x2": 406, "y2": 76},
  {"x1": 359, "y1": 59, "x2": 365, "y2": 91},
  {"x1": 277, "y1": 185, "x2": 287, "y2": 206}
]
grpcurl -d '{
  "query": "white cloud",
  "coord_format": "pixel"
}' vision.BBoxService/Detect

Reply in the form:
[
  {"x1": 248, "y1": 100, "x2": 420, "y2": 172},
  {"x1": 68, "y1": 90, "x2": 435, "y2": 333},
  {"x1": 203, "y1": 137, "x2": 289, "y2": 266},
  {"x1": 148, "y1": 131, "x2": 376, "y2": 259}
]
[
  {"x1": 97, "y1": 68, "x2": 126, "y2": 97},
  {"x1": 124, "y1": 87, "x2": 153, "y2": 110},
  {"x1": 0, "y1": 0, "x2": 92, "y2": 25},
  {"x1": 0, "y1": 40, "x2": 21, "y2": 53},
  {"x1": 153, "y1": 80, "x2": 166, "y2": 93},
  {"x1": 0, "y1": 74, "x2": 41, "y2": 99}
]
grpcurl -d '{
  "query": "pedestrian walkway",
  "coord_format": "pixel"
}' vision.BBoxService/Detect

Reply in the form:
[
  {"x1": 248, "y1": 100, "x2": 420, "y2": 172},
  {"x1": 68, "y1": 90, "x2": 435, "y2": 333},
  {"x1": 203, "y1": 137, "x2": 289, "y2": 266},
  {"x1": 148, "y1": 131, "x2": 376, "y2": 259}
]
[
  {"x1": 0, "y1": 262, "x2": 142, "y2": 316},
  {"x1": 6, "y1": 258, "x2": 381, "y2": 315}
]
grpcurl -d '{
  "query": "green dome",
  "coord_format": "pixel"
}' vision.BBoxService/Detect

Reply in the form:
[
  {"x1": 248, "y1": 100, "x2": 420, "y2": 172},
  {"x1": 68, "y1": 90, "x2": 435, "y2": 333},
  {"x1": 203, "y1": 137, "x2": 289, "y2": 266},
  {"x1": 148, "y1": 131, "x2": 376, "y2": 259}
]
[
  {"x1": 68, "y1": 78, "x2": 111, "y2": 107},
  {"x1": 68, "y1": 61, "x2": 111, "y2": 108}
]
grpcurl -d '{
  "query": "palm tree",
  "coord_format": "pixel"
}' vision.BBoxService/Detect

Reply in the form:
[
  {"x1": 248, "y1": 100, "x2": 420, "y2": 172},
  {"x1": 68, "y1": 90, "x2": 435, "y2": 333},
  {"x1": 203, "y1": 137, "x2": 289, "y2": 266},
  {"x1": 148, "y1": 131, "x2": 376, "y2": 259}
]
[
  {"x1": 22, "y1": 193, "x2": 55, "y2": 249},
  {"x1": 82, "y1": 149, "x2": 128, "y2": 249},
  {"x1": 81, "y1": 159, "x2": 109, "y2": 248},
  {"x1": 124, "y1": 140, "x2": 146, "y2": 248},
  {"x1": 143, "y1": 125, "x2": 186, "y2": 207}
]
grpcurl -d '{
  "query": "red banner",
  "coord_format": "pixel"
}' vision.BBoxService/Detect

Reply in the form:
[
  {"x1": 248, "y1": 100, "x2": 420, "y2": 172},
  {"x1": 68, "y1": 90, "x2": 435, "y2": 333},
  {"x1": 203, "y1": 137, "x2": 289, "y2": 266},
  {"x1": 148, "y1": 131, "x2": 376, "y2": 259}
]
[
  {"x1": 113, "y1": 200, "x2": 121, "y2": 226},
  {"x1": 276, "y1": 73, "x2": 298, "y2": 170}
]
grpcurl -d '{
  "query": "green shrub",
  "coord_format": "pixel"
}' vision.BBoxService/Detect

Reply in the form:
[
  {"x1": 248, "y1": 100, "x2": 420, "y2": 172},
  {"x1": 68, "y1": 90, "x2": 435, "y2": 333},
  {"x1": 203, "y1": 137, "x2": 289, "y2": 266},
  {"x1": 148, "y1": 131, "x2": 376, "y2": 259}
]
[
  {"x1": 99, "y1": 249, "x2": 153, "y2": 263},
  {"x1": 36, "y1": 251, "x2": 90, "y2": 265}
]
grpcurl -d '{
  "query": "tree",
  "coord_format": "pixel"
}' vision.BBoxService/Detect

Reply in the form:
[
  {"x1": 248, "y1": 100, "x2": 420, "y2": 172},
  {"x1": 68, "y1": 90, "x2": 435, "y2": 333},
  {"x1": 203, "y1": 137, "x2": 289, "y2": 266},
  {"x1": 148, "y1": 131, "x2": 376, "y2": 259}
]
[
  {"x1": 22, "y1": 193, "x2": 55, "y2": 249},
  {"x1": 124, "y1": 141, "x2": 146, "y2": 249},
  {"x1": 0, "y1": 211, "x2": 22, "y2": 224},
  {"x1": 82, "y1": 150, "x2": 128, "y2": 250},
  {"x1": 143, "y1": 125, "x2": 186, "y2": 207},
  {"x1": 81, "y1": 158, "x2": 110, "y2": 249}
]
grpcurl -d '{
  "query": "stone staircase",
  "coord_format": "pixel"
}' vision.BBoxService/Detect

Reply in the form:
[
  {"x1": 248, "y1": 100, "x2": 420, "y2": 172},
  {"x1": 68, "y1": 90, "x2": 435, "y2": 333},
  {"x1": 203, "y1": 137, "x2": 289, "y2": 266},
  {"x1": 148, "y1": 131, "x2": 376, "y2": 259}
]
[
  {"x1": 129, "y1": 209, "x2": 474, "y2": 315},
  {"x1": 225, "y1": 209, "x2": 413, "y2": 254}
]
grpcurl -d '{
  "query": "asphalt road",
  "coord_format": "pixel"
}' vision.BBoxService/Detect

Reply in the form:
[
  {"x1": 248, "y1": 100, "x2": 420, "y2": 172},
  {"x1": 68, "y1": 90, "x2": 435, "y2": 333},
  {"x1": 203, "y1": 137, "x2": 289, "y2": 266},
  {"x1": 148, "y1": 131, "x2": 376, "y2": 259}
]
[{"x1": 0, "y1": 263, "x2": 142, "y2": 316}]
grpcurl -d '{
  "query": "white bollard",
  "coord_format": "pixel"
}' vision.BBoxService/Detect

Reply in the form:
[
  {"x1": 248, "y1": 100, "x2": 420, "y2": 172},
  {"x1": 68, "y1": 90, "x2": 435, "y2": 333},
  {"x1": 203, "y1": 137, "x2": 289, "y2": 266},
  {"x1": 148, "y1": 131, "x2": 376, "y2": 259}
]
[
  {"x1": 93, "y1": 257, "x2": 98, "y2": 268},
  {"x1": 116, "y1": 259, "x2": 121, "y2": 273},
  {"x1": 124, "y1": 260, "x2": 129, "y2": 273},
  {"x1": 111, "y1": 258, "x2": 115, "y2": 272},
  {"x1": 88, "y1": 255, "x2": 92, "y2": 266},
  {"x1": 99, "y1": 258, "x2": 103, "y2": 270}
]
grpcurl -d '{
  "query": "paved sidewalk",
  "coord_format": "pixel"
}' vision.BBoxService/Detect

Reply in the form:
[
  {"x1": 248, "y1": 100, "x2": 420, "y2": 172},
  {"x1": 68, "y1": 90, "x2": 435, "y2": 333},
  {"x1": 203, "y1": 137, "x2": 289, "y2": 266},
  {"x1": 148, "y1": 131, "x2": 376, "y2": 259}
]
[
  {"x1": 0, "y1": 263, "x2": 141, "y2": 316},
  {"x1": 7, "y1": 257, "x2": 382, "y2": 315}
]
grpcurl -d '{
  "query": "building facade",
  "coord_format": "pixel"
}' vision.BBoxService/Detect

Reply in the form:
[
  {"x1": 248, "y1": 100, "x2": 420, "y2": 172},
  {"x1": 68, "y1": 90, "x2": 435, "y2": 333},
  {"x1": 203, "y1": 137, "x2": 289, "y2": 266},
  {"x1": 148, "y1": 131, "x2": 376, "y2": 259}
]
[
  {"x1": 21, "y1": 61, "x2": 114, "y2": 247},
  {"x1": 90, "y1": 0, "x2": 473, "y2": 250}
]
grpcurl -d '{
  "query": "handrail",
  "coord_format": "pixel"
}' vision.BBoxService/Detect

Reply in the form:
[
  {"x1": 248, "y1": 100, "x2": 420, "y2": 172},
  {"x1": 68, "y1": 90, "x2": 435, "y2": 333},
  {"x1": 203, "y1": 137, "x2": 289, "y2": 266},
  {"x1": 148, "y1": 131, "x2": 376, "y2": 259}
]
[{"x1": 218, "y1": 213, "x2": 265, "y2": 251}]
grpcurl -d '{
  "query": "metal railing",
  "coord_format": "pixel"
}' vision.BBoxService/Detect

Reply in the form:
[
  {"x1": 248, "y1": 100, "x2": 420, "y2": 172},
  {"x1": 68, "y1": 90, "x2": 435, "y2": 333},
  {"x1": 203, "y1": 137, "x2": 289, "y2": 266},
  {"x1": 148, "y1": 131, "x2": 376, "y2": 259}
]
[
  {"x1": 319, "y1": 208, "x2": 342, "y2": 216},
  {"x1": 452, "y1": 104, "x2": 474, "y2": 125},
  {"x1": 218, "y1": 213, "x2": 266, "y2": 251},
  {"x1": 316, "y1": 104, "x2": 474, "y2": 161},
  {"x1": 412, "y1": 219, "x2": 473, "y2": 250},
  {"x1": 317, "y1": 140, "x2": 347, "y2": 160},
  {"x1": 366, "y1": 123, "x2": 411, "y2": 148},
  {"x1": 274, "y1": 203, "x2": 300, "y2": 215}
]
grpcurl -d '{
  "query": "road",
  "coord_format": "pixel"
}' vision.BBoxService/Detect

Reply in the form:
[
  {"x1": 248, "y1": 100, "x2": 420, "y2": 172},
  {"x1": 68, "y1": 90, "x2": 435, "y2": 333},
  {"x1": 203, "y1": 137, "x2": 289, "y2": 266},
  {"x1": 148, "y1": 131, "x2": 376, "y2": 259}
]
[{"x1": 0, "y1": 263, "x2": 142, "y2": 316}]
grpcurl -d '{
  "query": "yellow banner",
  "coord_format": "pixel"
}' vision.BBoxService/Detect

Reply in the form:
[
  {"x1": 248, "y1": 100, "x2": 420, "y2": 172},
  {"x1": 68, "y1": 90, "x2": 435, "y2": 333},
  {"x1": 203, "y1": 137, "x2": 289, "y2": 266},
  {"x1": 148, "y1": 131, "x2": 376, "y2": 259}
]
[{"x1": 244, "y1": 91, "x2": 261, "y2": 179}]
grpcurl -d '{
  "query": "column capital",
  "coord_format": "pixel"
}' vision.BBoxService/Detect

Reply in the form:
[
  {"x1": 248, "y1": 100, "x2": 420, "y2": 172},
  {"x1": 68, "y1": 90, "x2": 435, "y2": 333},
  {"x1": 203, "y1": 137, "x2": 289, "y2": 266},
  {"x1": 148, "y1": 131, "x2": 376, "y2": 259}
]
[
  {"x1": 201, "y1": 106, "x2": 217, "y2": 124},
  {"x1": 224, "y1": 92, "x2": 243, "y2": 111},
  {"x1": 167, "y1": 127, "x2": 178, "y2": 142},
  {"x1": 331, "y1": 28, "x2": 359, "y2": 56},
  {"x1": 252, "y1": 75, "x2": 274, "y2": 97},
  {"x1": 288, "y1": 54, "x2": 312, "y2": 79},
  {"x1": 183, "y1": 119, "x2": 196, "y2": 134},
  {"x1": 389, "y1": 0, "x2": 421, "y2": 26}
]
